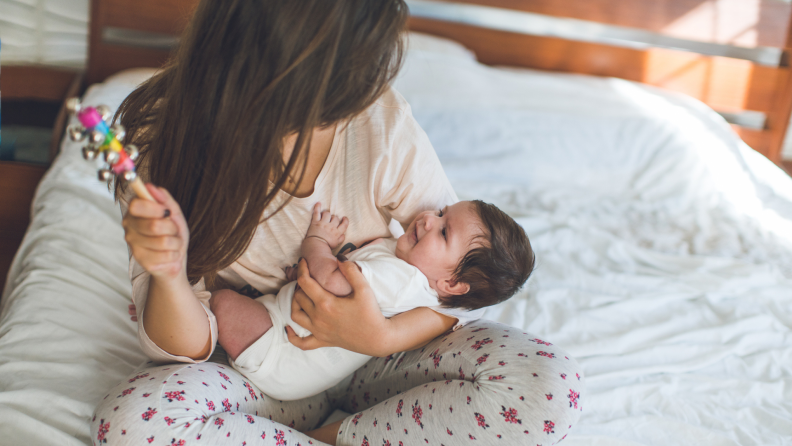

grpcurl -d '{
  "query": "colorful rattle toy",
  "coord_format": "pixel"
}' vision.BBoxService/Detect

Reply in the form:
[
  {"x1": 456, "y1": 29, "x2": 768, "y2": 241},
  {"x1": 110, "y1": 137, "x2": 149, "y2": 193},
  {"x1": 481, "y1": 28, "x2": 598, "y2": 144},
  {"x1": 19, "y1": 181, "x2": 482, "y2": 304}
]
[{"x1": 66, "y1": 98, "x2": 154, "y2": 201}]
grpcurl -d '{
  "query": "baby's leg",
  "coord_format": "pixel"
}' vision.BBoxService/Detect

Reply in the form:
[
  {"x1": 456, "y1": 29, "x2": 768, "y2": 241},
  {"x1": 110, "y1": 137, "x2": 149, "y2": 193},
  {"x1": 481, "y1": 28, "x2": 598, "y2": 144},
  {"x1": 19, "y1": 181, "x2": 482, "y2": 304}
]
[{"x1": 210, "y1": 289, "x2": 273, "y2": 361}]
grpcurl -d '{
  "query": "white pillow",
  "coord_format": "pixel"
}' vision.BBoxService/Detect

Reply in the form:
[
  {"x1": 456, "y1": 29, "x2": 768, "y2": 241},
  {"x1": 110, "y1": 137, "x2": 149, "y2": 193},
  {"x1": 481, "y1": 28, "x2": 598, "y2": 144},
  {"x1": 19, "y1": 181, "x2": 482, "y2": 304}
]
[{"x1": 103, "y1": 67, "x2": 160, "y2": 88}]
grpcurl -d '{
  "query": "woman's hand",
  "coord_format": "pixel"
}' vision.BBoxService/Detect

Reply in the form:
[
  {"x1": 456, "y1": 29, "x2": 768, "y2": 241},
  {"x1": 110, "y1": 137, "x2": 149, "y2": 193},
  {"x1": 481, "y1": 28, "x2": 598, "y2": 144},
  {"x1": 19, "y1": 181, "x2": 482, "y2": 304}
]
[
  {"x1": 123, "y1": 184, "x2": 210, "y2": 360},
  {"x1": 122, "y1": 184, "x2": 190, "y2": 281},
  {"x1": 288, "y1": 258, "x2": 391, "y2": 356}
]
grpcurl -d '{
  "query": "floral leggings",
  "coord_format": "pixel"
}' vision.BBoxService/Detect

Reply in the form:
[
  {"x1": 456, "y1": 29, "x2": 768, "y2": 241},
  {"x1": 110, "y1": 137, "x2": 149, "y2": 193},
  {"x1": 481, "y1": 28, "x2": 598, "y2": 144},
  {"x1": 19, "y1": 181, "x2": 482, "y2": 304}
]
[{"x1": 91, "y1": 320, "x2": 584, "y2": 445}]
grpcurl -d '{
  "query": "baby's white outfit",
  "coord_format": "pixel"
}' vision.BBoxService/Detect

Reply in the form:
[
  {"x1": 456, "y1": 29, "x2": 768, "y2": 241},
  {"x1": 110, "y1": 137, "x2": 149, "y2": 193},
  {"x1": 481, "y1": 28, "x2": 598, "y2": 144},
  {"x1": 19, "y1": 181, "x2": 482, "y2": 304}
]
[{"x1": 229, "y1": 238, "x2": 485, "y2": 401}]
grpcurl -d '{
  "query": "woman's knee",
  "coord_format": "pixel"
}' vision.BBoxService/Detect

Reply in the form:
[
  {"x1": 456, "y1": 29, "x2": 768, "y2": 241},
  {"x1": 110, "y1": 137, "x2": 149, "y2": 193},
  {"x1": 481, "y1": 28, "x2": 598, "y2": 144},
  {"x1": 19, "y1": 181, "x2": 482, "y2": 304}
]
[
  {"x1": 91, "y1": 365, "x2": 182, "y2": 444},
  {"x1": 463, "y1": 322, "x2": 585, "y2": 441}
]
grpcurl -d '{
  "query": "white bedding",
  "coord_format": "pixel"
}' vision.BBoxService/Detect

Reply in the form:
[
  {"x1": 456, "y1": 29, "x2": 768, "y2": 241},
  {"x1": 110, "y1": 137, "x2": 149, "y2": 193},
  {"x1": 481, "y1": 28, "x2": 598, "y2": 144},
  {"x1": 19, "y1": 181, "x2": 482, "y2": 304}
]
[{"x1": 2, "y1": 34, "x2": 791, "y2": 445}]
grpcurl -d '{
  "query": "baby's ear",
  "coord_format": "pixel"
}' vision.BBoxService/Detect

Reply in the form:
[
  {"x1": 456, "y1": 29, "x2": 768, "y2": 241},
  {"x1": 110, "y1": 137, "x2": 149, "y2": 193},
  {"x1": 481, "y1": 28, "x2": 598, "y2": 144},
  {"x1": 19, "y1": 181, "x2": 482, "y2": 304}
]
[{"x1": 437, "y1": 279, "x2": 470, "y2": 297}]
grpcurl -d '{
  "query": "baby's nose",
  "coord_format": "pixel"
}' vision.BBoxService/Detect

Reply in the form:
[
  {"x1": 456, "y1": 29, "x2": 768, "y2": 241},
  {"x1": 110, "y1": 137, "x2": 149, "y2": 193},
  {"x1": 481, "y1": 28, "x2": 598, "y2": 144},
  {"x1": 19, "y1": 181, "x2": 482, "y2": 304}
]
[{"x1": 423, "y1": 214, "x2": 435, "y2": 229}]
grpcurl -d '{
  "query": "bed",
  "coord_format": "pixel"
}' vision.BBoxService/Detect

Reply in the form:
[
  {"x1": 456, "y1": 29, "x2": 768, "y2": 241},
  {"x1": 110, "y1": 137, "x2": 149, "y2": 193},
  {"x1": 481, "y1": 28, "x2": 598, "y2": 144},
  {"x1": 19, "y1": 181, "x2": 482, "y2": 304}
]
[{"x1": 2, "y1": 0, "x2": 792, "y2": 445}]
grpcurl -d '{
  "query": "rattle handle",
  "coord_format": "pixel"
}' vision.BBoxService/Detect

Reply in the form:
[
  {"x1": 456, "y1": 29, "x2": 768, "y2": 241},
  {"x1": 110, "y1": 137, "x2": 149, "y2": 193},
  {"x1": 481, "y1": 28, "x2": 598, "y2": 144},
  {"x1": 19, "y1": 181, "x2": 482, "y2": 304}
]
[{"x1": 129, "y1": 177, "x2": 155, "y2": 201}]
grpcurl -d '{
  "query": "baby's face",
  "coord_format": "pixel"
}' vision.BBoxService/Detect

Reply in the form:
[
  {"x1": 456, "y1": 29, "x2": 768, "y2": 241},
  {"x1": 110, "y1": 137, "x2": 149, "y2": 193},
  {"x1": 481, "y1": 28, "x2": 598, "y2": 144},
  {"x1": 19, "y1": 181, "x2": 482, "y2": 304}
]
[{"x1": 396, "y1": 201, "x2": 484, "y2": 287}]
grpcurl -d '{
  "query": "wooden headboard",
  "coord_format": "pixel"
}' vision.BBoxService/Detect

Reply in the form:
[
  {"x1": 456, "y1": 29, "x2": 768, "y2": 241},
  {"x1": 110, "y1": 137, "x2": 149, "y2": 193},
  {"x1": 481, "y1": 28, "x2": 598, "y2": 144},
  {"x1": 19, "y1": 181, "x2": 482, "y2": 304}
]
[{"x1": 87, "y1": 0, "x2": 792, "y2": 164}]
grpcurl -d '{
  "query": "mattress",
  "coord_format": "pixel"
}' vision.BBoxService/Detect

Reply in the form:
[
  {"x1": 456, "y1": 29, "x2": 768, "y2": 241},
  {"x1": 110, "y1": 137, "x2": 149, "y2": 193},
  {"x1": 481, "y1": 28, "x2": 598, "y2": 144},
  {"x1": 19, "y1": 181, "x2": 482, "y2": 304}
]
[{"x1": 1, "y1": 33, "x2": 790, "y2": 445}]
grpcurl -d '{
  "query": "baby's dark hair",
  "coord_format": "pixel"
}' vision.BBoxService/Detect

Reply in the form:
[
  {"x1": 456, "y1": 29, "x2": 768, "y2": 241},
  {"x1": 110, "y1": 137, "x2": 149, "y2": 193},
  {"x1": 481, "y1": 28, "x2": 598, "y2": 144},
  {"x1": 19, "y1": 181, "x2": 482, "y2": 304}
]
[{"x1": 442, "y1": 200, "x2": 535, "y2": 311}]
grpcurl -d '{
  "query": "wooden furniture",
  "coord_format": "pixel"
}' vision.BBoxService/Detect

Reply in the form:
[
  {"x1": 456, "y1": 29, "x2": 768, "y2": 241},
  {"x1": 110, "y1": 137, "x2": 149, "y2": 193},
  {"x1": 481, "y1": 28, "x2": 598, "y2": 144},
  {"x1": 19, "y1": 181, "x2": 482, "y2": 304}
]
[
  {"x1": 1, "y1": 67, "x2": 80, "y2": 291},
  {"x1": 84, "y1": 0, "x2": 792, "y2": 165},
  {"x1": 0, "y1": 66, "x2": 82, "y2": 291},
  {"x1": 86, "y1": 0, "x2": 197, "y2": 85},
  {"x1": 0, "y1": 162, "x2": 48, "y2": 292},
  {"x1": 2, "y1": 66, "x2": 83, "y2": 160},
  {"x1": 407, "y1": 0, "x2": 792, "y2": 165}
]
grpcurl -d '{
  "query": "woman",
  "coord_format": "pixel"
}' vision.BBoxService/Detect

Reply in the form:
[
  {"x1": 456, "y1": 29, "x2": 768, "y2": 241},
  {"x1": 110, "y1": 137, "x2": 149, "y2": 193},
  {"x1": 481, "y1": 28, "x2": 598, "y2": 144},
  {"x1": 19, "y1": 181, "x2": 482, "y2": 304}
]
[{"x1": 91, "y1": 1, "x2": 584, "y2": 444}]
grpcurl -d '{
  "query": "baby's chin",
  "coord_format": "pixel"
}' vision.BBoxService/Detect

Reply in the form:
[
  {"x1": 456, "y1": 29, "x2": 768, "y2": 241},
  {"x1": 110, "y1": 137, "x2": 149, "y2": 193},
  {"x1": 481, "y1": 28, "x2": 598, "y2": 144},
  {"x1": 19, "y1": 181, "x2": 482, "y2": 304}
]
[{"x1": 394, "y1": 234, "x2": 409, "y2": 261}]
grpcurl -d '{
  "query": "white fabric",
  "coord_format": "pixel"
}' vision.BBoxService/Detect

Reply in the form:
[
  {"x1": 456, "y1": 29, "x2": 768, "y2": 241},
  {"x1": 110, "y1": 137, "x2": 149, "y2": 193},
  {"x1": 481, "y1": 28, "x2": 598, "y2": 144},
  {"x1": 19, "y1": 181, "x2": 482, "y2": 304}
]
[
  {"x1": 122, "y1": 85, "x2": 458, "y2": 363},
  {"x1": 1, "y1": 33, "x2": 791, "y2": 445},
  {"x1": 393, "y1": 50, "x2": 792, "y2": 445},
  {"x1": 230, "y1": 238, "x2": 483, "y2": 401},
  {"x1": 353, "y1": 238, "x2": 440, "y2": 318},
  {"x1": 230, "y1": 281, "x2": 371, "y2": 401},
  {"x1": 352, "y1": 238, "x2": 484, "y2": 326}
]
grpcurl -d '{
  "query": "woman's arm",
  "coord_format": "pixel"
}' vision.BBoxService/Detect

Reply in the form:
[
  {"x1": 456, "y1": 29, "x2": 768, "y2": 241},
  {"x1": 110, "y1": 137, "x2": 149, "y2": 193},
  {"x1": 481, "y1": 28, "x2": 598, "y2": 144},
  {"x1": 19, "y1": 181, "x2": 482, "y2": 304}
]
[
  {"x1": 288, "y1": 259, "x2": 455, "y2": 357},
  {"x1": 124, "y1": 185, "x2": 212, "y2": 360},
  {"x1": 144, "y1": 272, "x2": 212, "y2": 359}
]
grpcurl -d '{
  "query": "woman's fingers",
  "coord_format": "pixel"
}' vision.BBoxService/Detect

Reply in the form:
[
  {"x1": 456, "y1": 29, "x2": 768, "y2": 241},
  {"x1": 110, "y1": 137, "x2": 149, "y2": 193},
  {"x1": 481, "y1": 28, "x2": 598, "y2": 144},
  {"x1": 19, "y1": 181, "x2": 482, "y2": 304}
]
[
  {"x1": 337, "y1": 258, "x2": 368, "y2": 291},
  {"x1": 123, "y1": 215, "x2": 179, "y2": 237},
  {"x1": 127, "y1": 197, "x2": 170, "y2": 219},
  {"x1": 123, "y1": 184, "x2": 190, "y2": 279},
  {"x1": 295, "y1": 259, "x2": 330, "y2": 312},
  {"x1": 290, "y1": 303, "x2": 313, "y2": 331},
  {"x1": 124, "y1": 232, "x2": 182, "y2": 251},
  {"x1": 286, "y1": 327, "x2": 328, "y2": 351},
  {"x1": 147, "y1": 185, "x2": 190, "y2": 238},
  {"x1": 292, "y1": 288, "x2": 316, "y2": 317},
  {"x1": 291, "y1": 291, "x2": 310, "y2": 318}
]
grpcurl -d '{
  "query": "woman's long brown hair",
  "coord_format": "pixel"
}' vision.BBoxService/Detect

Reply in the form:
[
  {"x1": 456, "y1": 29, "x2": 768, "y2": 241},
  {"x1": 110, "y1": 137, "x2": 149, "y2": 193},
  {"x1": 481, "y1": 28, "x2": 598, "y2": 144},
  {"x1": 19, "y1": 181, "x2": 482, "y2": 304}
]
[{"x1": 115, "y1": 0, "x2": 407, "y2": 286}]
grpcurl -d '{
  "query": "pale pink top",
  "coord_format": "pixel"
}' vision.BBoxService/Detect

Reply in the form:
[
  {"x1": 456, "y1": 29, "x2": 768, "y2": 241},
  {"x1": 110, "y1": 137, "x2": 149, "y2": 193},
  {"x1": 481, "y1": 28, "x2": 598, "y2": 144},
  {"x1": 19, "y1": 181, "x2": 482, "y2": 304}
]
[{"x1": 122, "y1": 87, "x2": 458, "y2": 363}]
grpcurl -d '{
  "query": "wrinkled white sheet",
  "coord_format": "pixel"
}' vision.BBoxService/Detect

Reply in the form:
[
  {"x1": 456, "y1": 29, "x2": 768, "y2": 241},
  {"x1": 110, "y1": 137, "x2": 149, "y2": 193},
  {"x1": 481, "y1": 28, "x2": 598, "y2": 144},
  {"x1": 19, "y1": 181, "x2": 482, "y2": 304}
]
[
  {"x1": 1, "y1": 34, "x2": 791, "y2": 445},
  {"x1": 395, "y1": 49, "x2": 792, "y2": 445}
]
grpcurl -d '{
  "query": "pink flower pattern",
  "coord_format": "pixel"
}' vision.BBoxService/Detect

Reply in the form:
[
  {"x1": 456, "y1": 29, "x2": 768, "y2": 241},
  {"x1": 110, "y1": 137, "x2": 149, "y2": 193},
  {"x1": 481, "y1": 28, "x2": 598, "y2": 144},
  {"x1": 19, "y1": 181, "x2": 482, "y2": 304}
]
[
  {"x1": 90, "y1": 324, "x2": 582, "y2": 446},
  {"x1": 163, "y1": 391, "x2": 184, "y2": 402},
  {"x1": 96, "y1": 419, "x2": 109, "y2": 443},
  {"x1": 141, "y1": 408, "x2": 157, "y2": 422},
  {"x1": 500, "y1": 406, "x2": 522, "y2": 424},
  {"x1": 411, "y1": 400, "x2": 424, "y2": 429},
  {"x1": 568, "y1": 389, "x2": 581, "y2": 409}
]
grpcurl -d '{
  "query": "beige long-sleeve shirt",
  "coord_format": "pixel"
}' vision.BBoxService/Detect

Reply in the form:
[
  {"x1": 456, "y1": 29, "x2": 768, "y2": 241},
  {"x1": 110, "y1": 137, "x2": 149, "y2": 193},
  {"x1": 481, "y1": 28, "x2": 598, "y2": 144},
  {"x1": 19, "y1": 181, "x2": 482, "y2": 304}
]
[{"x1": 123, "y1": 87, "x2": 458, "y2": 363}]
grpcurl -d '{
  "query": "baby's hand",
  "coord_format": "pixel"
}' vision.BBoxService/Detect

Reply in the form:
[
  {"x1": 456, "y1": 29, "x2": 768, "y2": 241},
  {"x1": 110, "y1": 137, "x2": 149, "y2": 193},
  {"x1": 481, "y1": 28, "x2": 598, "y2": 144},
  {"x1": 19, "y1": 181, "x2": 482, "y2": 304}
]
[{"x1": 306, "y1": 202, "x2": 349, "y2": 249}]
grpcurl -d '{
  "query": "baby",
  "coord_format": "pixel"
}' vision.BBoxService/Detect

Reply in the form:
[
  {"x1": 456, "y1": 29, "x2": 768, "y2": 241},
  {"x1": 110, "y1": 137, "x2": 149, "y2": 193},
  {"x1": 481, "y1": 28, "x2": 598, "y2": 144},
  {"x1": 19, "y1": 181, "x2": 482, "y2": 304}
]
[{"x1": 211, "y1": 200, "x2": 534, "y2": 400}]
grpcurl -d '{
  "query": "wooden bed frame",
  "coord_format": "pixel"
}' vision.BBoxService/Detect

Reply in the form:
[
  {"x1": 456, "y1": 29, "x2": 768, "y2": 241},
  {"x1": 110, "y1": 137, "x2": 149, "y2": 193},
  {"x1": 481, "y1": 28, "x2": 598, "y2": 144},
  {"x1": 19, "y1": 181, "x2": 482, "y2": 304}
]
[{"x1": 86, "y1": 0, "x2": 792, "y2": 165}]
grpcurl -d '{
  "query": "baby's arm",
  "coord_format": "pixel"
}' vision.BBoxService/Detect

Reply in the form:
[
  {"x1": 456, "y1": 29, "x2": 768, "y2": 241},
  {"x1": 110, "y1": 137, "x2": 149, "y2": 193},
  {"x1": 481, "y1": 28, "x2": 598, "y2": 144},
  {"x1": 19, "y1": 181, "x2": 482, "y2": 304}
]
[{"x1": 297, "y1": 203, "x2": 352, "y2": 296}]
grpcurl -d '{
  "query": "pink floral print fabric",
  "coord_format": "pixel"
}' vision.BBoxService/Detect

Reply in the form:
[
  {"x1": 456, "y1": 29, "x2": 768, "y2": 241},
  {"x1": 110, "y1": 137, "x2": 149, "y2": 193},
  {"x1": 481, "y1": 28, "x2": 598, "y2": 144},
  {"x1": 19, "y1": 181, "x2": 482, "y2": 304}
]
[{"x1": 91, "y1": 321, "x2": 583, "y2": 445}]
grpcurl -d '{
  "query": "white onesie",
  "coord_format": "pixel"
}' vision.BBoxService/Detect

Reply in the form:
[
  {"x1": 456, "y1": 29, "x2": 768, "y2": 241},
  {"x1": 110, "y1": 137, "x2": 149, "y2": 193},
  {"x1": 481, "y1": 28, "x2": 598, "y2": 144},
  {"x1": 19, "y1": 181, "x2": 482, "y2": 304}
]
[{"x1": 229, "y1": 238, "x2": 484, "y2": 401}]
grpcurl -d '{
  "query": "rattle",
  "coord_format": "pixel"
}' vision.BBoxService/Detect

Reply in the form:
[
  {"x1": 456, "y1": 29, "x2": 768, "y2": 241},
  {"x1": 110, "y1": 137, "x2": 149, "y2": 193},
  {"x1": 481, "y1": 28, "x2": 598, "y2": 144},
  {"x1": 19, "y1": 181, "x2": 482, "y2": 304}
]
[{"x1": 65, "y1": 98, "x2": 154, "y2": 201}]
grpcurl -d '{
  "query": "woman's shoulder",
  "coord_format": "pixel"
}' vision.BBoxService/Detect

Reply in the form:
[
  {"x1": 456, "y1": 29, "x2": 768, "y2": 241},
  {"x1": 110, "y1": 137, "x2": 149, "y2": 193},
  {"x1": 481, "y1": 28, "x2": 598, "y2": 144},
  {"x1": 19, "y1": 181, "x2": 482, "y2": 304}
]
[
  {"x1": 350, "y1": 86, "x2": 414, "y2": 130},
  {"x1": 372, "y1": 85, "x2": 411, "y2": 115},
  {"x1": 349, "y1": 86, "x2": 423, "y2": 148}
]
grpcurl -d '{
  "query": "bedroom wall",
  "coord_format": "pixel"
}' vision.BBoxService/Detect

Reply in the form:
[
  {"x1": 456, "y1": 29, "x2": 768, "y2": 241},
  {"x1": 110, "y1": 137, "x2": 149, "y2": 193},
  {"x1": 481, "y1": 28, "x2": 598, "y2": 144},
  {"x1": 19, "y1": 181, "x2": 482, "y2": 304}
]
[{"x1": 2, "y1": 0, "x2": 792, "y2": 160}]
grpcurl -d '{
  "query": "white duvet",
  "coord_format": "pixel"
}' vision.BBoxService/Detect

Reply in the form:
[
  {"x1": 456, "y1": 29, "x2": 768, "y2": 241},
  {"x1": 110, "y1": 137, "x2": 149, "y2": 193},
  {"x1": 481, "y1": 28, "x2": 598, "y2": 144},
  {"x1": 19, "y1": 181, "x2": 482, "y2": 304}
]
[{"x1": 1, "y1": 34, "x2": 791, "y2": 445}]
